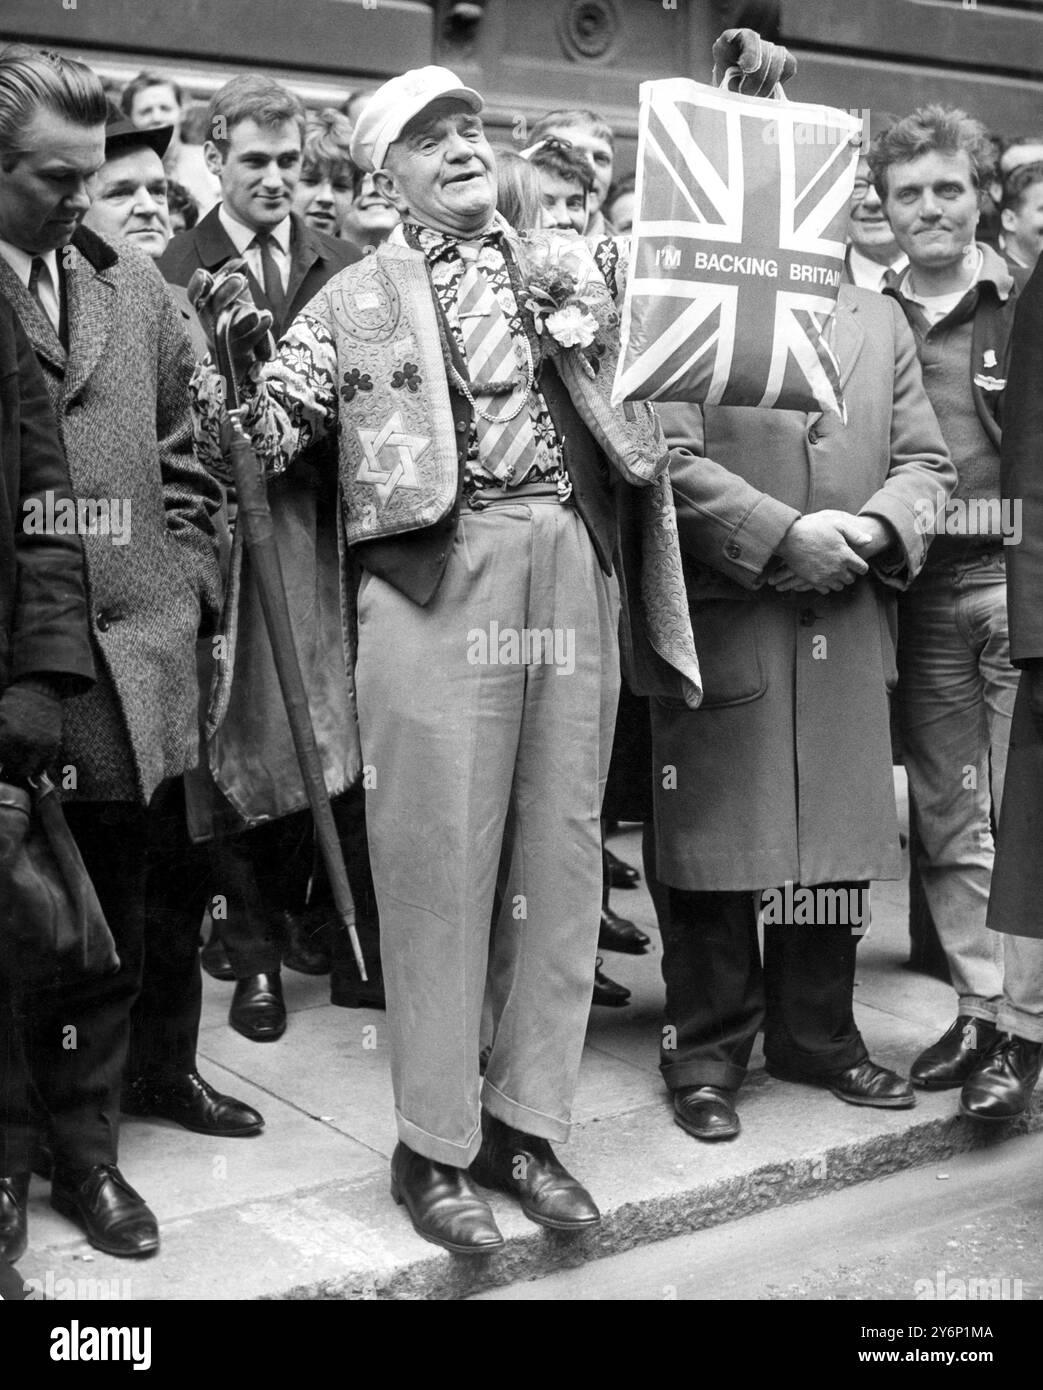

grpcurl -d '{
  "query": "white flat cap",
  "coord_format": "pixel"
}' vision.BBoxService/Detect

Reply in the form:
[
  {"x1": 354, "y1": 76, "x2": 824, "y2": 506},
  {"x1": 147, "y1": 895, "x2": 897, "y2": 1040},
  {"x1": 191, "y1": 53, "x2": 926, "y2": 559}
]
[{"x1": 349, "y1": 65, "x2": 483, "y2": 173}]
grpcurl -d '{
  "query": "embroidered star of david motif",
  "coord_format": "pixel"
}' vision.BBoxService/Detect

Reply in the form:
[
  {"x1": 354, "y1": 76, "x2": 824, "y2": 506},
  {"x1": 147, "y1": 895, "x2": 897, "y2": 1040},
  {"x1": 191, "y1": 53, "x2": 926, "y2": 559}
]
[{"x1": 356, "y1": 411, "x2": 430, "y2": 506}]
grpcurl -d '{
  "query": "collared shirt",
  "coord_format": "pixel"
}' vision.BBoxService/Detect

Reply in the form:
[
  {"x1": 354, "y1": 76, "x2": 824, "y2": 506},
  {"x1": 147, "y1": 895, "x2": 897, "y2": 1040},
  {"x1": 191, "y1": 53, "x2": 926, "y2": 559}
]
[
  {"x1": 897, "y1": 246, "x2": 984, "y2": 327},
  {"x1": 217, "y1": 205, "x2": 291, "y2": 293},
  {"x1": 0, "y1": 239, "x2": 61, "y2": 334},
  {"x1": 402, "y1": 218, "x2": 565, "y2": 492},
  {"x1": 846, "y1": 245, "x2": 907, "y2": 293}
]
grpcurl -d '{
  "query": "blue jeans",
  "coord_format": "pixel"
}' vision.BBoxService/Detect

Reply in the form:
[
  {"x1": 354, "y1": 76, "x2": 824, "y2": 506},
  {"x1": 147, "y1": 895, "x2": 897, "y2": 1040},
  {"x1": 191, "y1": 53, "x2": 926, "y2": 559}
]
[{"x1": 897, "y1": 552, "x2": 1029, "y2": 1023}]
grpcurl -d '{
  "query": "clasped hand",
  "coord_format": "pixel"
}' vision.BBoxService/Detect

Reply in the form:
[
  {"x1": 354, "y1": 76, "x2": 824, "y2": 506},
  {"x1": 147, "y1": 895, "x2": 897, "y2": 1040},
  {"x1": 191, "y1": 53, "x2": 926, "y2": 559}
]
[
  {"x1": 768, "y1": 511, "x2": 891, "y2": 594},
  {"x1": 187, "y1": 260, "x2": 275, "y2": 383}
]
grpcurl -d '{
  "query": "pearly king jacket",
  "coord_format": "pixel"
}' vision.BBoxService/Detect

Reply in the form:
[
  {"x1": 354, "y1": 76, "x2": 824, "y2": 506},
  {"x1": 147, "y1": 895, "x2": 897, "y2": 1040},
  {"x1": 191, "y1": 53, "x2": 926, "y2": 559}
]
[{"x1": 193, "y1": 225, "x2": 702, "y2": 821}]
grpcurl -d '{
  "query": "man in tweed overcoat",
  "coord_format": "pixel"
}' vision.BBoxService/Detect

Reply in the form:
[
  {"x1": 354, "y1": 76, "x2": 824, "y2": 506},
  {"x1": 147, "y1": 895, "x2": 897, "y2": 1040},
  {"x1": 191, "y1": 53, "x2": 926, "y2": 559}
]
[{"x1": 0, "y1": 46, "x2": 261, "y2": 1261}]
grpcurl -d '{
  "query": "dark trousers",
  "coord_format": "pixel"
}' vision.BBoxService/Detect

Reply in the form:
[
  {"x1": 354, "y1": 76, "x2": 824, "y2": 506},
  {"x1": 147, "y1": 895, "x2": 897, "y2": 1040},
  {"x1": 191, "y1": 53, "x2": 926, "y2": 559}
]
[
  {"x1": 0, "y1": 778, "x2": 207, "y2": 1174},
  {"x1": 660, "y1": 884, "x2": 869, "y2": 1094},
  {"x1": 208, "y1": 813, "x2": 307, "y2": 978},
  {"x1": 211, "y1": 788, "x2": 379, "y2": 979}
]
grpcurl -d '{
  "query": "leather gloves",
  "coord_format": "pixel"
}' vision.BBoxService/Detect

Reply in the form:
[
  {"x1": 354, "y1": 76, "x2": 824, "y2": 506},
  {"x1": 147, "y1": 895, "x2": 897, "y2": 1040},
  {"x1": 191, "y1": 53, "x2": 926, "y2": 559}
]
[
  {"x1": 0, "y1": 679, "x2": 63, "y2": 779},
  {"x1": 188, "y1": 259, "x2": 275, "y2": 383},
  {"x1": 712, "y1": 27, "x2": 797, "y2": 96}
]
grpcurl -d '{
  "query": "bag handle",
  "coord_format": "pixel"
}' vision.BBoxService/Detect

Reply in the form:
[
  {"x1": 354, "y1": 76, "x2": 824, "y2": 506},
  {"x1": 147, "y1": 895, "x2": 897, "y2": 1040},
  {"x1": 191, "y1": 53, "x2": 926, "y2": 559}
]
[{"x1": 719, "y1": 65, "x2": 789, "y2": 103}]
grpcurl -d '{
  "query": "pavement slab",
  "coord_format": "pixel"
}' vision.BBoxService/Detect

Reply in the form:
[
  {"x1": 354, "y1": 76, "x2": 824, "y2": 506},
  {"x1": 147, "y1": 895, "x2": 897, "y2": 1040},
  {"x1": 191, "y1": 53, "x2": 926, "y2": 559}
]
[{"x1": 13, "y1": 812, "x2": 1041, "y2": 1301}]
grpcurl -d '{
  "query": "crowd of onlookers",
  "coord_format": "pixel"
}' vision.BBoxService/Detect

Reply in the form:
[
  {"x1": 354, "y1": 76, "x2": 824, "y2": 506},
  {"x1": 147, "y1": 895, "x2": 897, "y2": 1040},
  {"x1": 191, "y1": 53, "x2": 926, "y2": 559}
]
[
  {"x1": 4, "y1": 33, "x2": 1043, "y2": 1268},
  {"x1": 98, "y1": 63, "x2": 1043, "y2": 271}
]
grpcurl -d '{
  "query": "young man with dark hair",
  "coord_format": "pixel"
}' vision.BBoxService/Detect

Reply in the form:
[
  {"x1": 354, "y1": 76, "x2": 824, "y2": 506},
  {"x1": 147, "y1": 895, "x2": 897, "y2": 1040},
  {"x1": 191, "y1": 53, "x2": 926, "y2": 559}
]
[
  {"x1": 160, "y1": 75, "x2": 363, "y2": 1040},
  {"x1": 160, "y1": 74, "x2": 359, "y2": 337}
]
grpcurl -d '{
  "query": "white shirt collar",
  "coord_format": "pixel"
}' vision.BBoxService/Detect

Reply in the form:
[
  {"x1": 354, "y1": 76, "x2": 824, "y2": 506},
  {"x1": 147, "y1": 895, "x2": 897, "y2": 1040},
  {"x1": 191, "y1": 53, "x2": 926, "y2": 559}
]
[
  {"x1": 217, "y1": 205, "x2": 292, "y2": 255},
  {"x1": 0, "y1": 239, "x2": 60, "y2": 289},
  {"x1": 847, "y1": 245, "x2": 907, "y2": 291}
]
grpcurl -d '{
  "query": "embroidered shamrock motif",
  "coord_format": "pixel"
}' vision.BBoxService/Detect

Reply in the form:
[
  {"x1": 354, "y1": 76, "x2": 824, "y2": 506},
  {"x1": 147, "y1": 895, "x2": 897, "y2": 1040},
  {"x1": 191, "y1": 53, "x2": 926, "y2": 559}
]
[
  {"x1": 340, "y1": 368, "x2": 373, "y2": 402},
  {"x1": 391, "y1": 362, "x2": 422, "y2": 392}
]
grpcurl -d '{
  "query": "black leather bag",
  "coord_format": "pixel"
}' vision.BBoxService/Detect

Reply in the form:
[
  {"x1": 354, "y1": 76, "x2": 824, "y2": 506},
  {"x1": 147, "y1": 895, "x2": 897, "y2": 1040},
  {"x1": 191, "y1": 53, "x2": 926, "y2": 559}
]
[{"x1": 0, "y1": 774, "x2": 119, "y2": 987}]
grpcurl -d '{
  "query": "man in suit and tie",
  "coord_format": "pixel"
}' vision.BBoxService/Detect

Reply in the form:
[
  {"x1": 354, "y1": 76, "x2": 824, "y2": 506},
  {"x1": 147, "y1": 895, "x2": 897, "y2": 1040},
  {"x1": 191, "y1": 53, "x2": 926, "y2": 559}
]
[
  {"x1": 161, "y1": 74, "x2": 365, "y2": 1039},
  {"x1": 159, "y1": 74, "x2": 359, "y2": 338}
]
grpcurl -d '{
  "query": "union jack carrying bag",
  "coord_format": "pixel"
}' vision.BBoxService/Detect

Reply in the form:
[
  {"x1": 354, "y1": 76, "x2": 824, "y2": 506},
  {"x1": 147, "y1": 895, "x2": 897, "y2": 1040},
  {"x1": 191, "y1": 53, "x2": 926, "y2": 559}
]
[{"x1": 612, "y1": 78, "x2": 862, "y2": 419}]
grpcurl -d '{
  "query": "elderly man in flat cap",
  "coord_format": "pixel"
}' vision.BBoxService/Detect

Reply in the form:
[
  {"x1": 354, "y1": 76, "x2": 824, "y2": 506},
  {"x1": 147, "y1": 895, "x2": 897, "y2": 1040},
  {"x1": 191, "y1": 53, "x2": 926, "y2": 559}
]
[{"x1": 183, "y1": 36, "x2": 802, "y2": 1249}]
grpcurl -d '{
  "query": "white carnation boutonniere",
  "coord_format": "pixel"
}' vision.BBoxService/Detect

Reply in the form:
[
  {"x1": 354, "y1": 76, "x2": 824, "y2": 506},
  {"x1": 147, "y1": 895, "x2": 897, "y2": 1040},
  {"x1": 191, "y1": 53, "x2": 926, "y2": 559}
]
[
  {"x1": 522, "y1": 257, "x2": 614, "y2": 373},
  {"x1": 544, "y1": 303, "x2": 599, "y2": 349}
]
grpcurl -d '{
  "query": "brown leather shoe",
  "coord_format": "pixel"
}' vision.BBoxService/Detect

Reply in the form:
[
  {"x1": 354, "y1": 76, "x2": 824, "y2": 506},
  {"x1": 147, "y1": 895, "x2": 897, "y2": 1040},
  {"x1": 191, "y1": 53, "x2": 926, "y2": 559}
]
[
  {"x1": 50, "y1": 1164, "x2": 159, "y2": 1259},
  {"x1": 390, "y1": 1143, "x2": 504, "y2": 1255},
  {"x1": 470, "y1": 1113, "x2": 600, "y2": 1230},
  {"x1": 0, "y1": 1173, "x2": 29, "y2": 1264},
  {"x1": 769, "y1": 1058, "x2": 915, "y2": 1108},
  {"x1": 910, "y1": 1015, "x2": 999, "y2": 1090},
  {"x1": 673, "y1": 1085, "x2": 740, "y2": 1141},
  {"x1": 229, "y1": 972, "x2": 287, "y2": 1041},
  {"x1": 960, "y1": 1033, "x2": 1043, "y2": 1121}
]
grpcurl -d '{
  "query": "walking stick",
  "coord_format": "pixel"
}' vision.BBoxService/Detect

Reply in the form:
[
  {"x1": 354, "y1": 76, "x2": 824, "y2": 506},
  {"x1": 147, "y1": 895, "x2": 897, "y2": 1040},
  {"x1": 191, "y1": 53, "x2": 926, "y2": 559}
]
[{"x1": 213, "y1": 315, "x2": 367, "y2": 980}]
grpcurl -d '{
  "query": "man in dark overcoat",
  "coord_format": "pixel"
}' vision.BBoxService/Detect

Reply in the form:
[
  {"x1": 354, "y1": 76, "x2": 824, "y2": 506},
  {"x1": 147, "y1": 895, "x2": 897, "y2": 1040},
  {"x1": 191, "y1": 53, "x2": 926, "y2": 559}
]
[
  {"x1": 976, "y1": 249, "x2": 1043, "y2": 1120},
  {"x1": 0, "y1": 291, "x2": 95, "y2": 1264},
  {"x1": 655, "y1": 280, "x2": 955, "y2": 1141},
  {"x1": 0, "y1": 46, "x2": 260, "y2": 1259}
]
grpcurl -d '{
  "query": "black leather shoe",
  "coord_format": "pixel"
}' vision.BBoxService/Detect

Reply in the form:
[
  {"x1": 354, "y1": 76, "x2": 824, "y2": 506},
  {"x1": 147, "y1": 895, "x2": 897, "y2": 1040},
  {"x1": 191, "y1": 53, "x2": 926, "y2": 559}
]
[
  {"x1": 390, "y1": 1142, "x2": 504, "y2": 1254},
  {"x1": 592, "y1": 957, "x2": 630, "y2": 1007},
  {"x1": 122, "y1": 1071, "x2": 264, "y2": 1137},
  {"x1": 0, "y1": 1173, "x2": 30, "y2": 1264},
  {"x1": 605, "y1": 847, "x2": 640, "y2": 889},
  {"x1": 200, "y1": 933, "x2": 235, "y2": 981},
  {"x1": 229, "y1": 972, "x2": 286, "y2": 1041},
  {"x1": 673, "y1": 1085, "x2": 740, "y2": 1141},
  {"x1": 50, "y1": 1165, "x2": 159, "y2": 1259},
  {"x1": 910, "y1": 1015, "x2": 999, "y2": 1090},
  {"x1": 598, "y1": 906, "x2": 651, "y2": 955},
  {"x1": 281, "y1": 908, "x2": 332, "y2": 976},
  {"x1": 769, "y1": 1057, "x2": 915, "y2": 1109},
  {"x1": 471, "y1": 1113, "x2": 600, "y2": 1230},
  {"x1": 960, "y1": 1033, "x2": 1043, "y2": 1121}
]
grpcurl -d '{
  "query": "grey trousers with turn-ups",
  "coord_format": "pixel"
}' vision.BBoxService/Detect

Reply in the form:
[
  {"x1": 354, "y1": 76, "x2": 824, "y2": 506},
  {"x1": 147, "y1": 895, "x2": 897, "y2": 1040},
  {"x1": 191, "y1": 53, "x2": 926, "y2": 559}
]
[{"x1": 355, "y1": 500, "x2": 620, "y2": 1167}]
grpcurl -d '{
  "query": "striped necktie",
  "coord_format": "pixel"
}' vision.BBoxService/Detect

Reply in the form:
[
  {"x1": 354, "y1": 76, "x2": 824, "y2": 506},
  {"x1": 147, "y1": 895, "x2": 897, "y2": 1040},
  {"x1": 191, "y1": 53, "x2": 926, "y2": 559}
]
[{"x1": 455, "y1": 242, "x2": 537, "y2": 484}]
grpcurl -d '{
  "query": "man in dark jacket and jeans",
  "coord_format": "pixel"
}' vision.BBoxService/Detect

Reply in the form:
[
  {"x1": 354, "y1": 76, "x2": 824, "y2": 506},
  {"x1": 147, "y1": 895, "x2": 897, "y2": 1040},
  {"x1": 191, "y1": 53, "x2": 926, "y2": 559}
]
[{"x1": 873, "y1": 105, "x2": 1043, "y2": 1116}]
